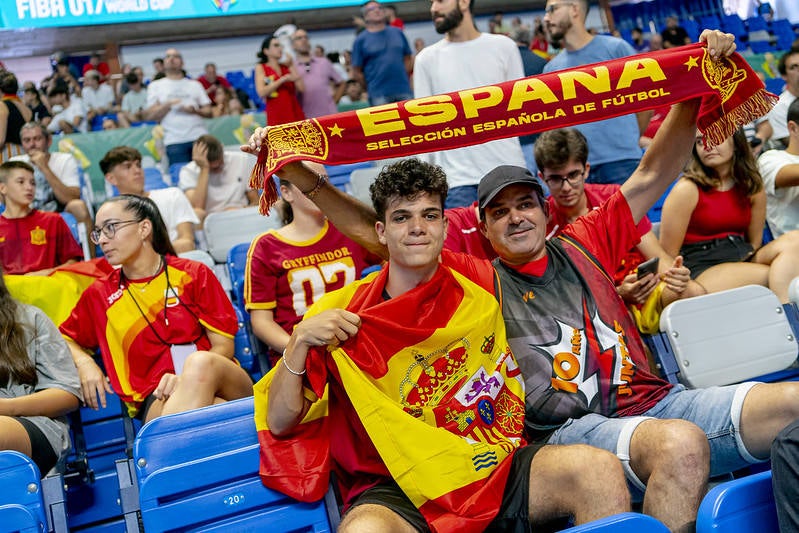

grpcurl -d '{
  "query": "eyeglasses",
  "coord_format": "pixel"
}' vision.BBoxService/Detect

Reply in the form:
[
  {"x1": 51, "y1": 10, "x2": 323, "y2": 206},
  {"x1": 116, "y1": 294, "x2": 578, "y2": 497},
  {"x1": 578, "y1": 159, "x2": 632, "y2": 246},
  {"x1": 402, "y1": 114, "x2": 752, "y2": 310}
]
[
  {"x1": 543, "y1": 168, "x2": 585, "y2": 189},
  {"x1": 90, "y1": 219, "x2": 140, "y2": 244},
  {"x1": 545, "y1": 2, "x2": 574, "y2": 14}
]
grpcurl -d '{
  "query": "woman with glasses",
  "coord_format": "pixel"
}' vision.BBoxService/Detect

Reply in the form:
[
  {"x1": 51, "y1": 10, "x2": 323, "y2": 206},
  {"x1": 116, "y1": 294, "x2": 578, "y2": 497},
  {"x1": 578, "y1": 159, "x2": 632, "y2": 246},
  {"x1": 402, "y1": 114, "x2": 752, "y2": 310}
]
[
  {"x1": 60, "y1": 195, "x2": 253, "y2": 422},
  {"x1": 0, "y1": 265, "x2": 81, "y2": 476},
  {"x1": 255, "y1": 33, "x2": 305, "y2": 126},
  {"x1": 659, "y1": 129, "x2": 799, "y2": 303}
]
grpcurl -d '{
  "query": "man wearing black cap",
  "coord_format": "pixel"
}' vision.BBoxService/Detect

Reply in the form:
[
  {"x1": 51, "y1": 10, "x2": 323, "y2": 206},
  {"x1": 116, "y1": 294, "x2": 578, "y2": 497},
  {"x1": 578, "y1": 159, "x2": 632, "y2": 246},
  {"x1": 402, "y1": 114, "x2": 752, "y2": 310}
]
[{"x1": 248, "y1": 30, "x2": 799, "y2": 533}]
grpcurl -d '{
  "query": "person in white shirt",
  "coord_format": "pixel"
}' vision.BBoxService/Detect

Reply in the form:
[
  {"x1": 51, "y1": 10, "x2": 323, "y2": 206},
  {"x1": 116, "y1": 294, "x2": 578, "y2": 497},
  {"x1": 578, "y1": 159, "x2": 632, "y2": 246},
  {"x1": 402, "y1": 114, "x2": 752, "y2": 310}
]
[
  {"x1": 118, "y1": 72, "x2": 148, "y2": 128},
  {"x1": 100, "y1": 146, "x2": 199, "y2": 252},
  {"x1": 178, "y1": 134, "x2": 258, "y2": 223},
  {"x1": 11, "y1": 122, "x2": 91, "y2": 231},
  {"x1": 143, "y1": 48, "x2": 211, "y2": 165},
  {"x1": 46, "y1": 86, "x2": 87, "y2": 134},
  {"x1": 758, "y1": 98, "x2": 799, "y2": 237},
  {"x1": 757, "y1": 49, "x2": 799, "y2": 149},
  {"x1": 413, "y1": 0, "x2": 526, "y2": 208},
  {"x1": 81, "y1": 70, "x2": 116, "y2": 129}
]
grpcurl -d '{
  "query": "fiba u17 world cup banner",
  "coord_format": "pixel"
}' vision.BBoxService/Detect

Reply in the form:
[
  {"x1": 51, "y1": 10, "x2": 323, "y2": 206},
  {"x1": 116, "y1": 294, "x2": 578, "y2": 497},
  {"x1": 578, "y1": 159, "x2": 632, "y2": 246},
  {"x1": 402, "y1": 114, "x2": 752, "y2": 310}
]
[{"x1": 250, "y1": 43, "x2": 775, "y2": 213}]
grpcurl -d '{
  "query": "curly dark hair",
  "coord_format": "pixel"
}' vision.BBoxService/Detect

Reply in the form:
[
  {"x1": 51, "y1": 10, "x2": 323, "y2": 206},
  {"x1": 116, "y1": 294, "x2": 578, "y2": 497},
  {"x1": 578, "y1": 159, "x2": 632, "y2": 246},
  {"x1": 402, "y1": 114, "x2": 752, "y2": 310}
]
[{"x1": 369, "y1": 158, "x2": 448, "y2": 222}]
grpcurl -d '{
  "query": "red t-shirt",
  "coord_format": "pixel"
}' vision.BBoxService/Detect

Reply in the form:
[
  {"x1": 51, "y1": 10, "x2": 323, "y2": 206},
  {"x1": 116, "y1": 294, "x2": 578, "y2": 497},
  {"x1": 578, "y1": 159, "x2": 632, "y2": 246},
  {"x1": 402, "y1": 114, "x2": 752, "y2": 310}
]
[
  {"x1": 443, "y1": 192, "x2": 667, "y2": 421},
  {"x1": 683, "y1": 185, "x2": 751, "y2": 243},
  {"x1": 547, "y1": 183, "x2": 652, "y2": 283},
  {"x1": 443, "y1": 201, "x2": 497, "y2": 261},
  {"x1": 261, "y1": 63, "x2": 305, "y2": 126},
  {"x1": 0, "y1": 210, "x2": 83, "y2": 274},
  {"x1": 244, "y1": 221, "x2": 378, "y2": 334},
  {"x1": 197, "y1": 75, "x2": 233, "y2": 103},
  {"x1": 60, "y1": 256, "x2": 237, "y2": 415}
]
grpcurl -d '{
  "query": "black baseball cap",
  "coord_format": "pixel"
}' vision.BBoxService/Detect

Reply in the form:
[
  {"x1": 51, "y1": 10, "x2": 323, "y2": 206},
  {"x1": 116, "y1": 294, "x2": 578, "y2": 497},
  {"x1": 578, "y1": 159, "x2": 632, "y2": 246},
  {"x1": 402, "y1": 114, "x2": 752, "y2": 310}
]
[{"x1": 478, "y1": 165, "x2": 544, "y2": 210}]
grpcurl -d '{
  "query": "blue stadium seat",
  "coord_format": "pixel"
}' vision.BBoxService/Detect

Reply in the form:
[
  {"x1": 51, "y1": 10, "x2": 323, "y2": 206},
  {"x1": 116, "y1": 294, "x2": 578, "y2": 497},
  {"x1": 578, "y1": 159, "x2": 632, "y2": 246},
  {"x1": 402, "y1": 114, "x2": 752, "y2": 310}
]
[
  {"x1": 747, "y1": 16, "x2": 769, "y2": 33},
  {"x1": 324, "y1": 161, "x2": 375, "y2": 191},
  {"x1": 721, "y1": 14, "x2": 747, "y2": 40},
  {"x1": 765, "y1": 77, "x2": 785, "y2": 95},
  {"x1": 562, "y1": 512, "x2": 669, "y2": 532},
  {"x1": 65, "y1": 394, "x2": 139, "y2": 532},
  {"x1": 60, "y1": 212, "x2": 81, "y2": 245},
  {"x1": 227, "y1": 242, "x2": 269, "y2": 374},
  {"x1": 750, "y1": 40, "x2": 777, "y2": 54},
  {"x1": 696, "y1": 470, "x2": 779, "y2": 533},
  {"x1": 143, "y1": 167, "x2": 168, "y2": 191},
  {"x1": 130, "y1": 397, "x2": 336, "y2": 532},
  {"x1": 0, "y1": 451, "x2": 48, "y2": 533},
  {"x1": 770, "y1": 18, "x2": 794, "y2": 41},
  {"x1": 168, "y1": 162, "x2": 187, "y2": 187}
]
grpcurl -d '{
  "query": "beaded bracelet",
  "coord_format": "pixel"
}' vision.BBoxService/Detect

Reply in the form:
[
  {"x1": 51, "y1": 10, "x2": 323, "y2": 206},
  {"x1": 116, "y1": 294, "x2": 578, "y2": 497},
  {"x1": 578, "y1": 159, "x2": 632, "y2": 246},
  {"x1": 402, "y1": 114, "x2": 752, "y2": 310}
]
[
  {"x1": 300, "y1": 171, "x2": 328, "y2": 200},
  {"x1": 281, "y1": 351, "x2": 307, "y2": 376}
]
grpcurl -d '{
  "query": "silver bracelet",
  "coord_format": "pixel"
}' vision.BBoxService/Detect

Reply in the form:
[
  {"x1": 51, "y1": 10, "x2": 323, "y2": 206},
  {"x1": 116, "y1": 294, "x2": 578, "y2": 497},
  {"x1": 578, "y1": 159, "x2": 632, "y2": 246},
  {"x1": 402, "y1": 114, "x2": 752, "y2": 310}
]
[{"x1": 281, "y1": 350, "x2": 306, "y2": 376}]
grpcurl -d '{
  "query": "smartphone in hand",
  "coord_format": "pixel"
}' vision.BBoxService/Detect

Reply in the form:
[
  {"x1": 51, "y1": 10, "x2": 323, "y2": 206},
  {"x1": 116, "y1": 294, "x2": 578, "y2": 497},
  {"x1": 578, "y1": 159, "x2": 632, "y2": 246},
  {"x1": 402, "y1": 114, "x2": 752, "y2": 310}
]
[{"x1": 636, "y1": 257, "x2": 660, "y2": 280}]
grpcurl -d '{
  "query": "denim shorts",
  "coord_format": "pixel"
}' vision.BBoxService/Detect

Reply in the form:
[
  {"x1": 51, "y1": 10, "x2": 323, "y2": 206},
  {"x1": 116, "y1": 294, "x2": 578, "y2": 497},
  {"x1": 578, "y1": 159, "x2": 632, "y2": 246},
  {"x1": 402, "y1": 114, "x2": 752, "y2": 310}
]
[{"x1": 545, "y1": 383, "x2": 762, "y2": 494}]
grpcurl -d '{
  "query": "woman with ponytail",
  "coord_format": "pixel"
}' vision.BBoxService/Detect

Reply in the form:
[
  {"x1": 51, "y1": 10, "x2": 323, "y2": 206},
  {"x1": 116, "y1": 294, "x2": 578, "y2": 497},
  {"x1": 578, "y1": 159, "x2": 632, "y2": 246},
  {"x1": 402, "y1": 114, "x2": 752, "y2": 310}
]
[{"x1": 60, "y1": 194, "x2": 252, "y2": 422}]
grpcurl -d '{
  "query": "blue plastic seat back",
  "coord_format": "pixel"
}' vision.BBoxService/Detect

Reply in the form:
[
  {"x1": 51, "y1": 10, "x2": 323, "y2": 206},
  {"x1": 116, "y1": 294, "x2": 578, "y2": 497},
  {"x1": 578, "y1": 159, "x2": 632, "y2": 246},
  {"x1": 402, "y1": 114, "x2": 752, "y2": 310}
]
[
  {"x1": 60, "y1": 211, "x2": 81, "y2": 245},
  {"x1": 697, "y1": 470, "x2": 778, "y2": 532},
  {"x1": 227, "y1": 242, "x2": 250, "y2": 307},
  {"x1": 0, "y1": 451, "x2": 47, "y2": 533},
  {"x1": 134, "y1": 397, "x2": 332, "y2": 532},
  {"x1": 562, "y1": 512, "x2": 669, "y2": 532}
]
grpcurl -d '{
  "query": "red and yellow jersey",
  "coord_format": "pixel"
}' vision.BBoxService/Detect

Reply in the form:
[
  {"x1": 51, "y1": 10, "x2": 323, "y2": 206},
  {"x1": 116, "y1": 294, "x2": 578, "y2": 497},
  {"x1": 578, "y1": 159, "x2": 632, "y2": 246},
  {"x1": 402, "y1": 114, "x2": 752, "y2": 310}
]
[
  {"x1": 0, "y1": 210, "x2": 83, "y2": 274},
  {"x1": 244, "y1": 220, "x2": 378, "y2": 333},
  {"x1": 254, "y1": 264, "x2": 525, "y2": 532},
  {"x1": 60, "y1": 256, "x2": 237, "y2": 415}
]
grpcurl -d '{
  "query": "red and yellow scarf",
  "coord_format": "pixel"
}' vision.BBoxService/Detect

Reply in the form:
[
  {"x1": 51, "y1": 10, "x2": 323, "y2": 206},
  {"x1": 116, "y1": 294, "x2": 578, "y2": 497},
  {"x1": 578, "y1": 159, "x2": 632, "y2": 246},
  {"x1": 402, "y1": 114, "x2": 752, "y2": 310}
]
[{"x1": 250, "y1": 43, "x2": 774, "y2": 213}]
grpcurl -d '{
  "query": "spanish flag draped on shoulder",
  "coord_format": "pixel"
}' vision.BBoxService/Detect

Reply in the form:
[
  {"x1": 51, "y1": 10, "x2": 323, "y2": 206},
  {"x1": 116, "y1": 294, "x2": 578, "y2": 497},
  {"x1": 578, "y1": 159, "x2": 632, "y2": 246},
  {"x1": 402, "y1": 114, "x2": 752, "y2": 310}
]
[
  {"x1": 253, "y1": 265, "x2": 526, "y2": 532},
  {"x1": 250, "y1": 43, "x2": 775, "y2": 213}
]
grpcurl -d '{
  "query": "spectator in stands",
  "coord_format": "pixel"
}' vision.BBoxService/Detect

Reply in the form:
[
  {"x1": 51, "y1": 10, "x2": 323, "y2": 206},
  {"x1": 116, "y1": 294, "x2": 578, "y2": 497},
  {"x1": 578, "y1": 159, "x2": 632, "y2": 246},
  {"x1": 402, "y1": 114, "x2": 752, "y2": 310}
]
[
  {"x1": 0, "y1": 267, "x2": 82, "y2": 476},
  {"x1": 660, "y1": 16, "x2": 690, "y2": 48},
  {"x1": 46, "y1": 85, "x2": 86, "y2": 134},
  {"x1": 337, "y1": 79, "x2": 368, "y2": 111},
  {"x1": 245, "y1": 170, "x2": 379, "y2": 366},
  {"x1": 538, "y1": 128, "x2": 704, "y2": 334},
  {"x1": 116, "y1": 63, "x2": 133, "y2": 97},
  {"x1": 12, "y1": 122, "x2": 91, "y2": 232},
  {"x1": 659, "y1": 129, "x2": 799, "y2": 303},
  {"x1": 81, "y1": 70, "x2": 116, "y2": 130},
  {"x1": 291, "y1": 28, "x2": 344, "y2": 118},
  {"x1": 543, "y1": 0, "x2": 651, "y2": 186},
  {"x1": 0, "y1": 71, "x2": 32, "y2": 162},
  {"x1": 248, "y1": 33, "x2": 796, "y2": 531},
  {"x1": 258, "y1": 158, "x2": 630, "y2": 532},
  {"x1": 351, "y1": 1, "x2": 413, "y2": 106},
  {"x1": 758, "y1": 47, "x2": 799, "y2": 150},
  {"x1": 100, "y1": 146, "x2": 198, "y2": 253},
  {"x1": 649, "y1": 33, "x2": 664, "y2": 51},
  {"x1": 530, "y1": 21, "x2": 549, "y2": 56},
  {"x1": 41, "y1": 57, "x2": 80, "y2": 97},
  {"x1": 0, "y1": 160, "x2": 82, "y2": 275},
  {"x1": 255, "y1": 33, "x2": 306, "y2": 126},
  {"x1": 151, "y1": 57, "x2": 165, "y2": 80},
  {"x1": 197, "y1": 62, "x2": 233, "y2": 105},
  {"x1": 630, "y1": 27, "x2": 650, "y2": 52},
  {"x1": 21, "y1": 85, "x2": 51, "y2": 129},
  {"x1": 385, "y1": 4, "x2": 404, "y2": 29},
  {"x1": 211, "y1": 86, "x2": 243, "y2": 117},
  {"x1": 118, "y1": 72, "x2": 147, "y2": 128},
  {"x1": 414, "y1": 0, "x2": 527, "y2": 208},
  {"x1": 178, "y1": 134, "x2": 257, "y2": 222},
  {"x1": 758, "y1": 98, "x2": 799, "y2": 238},
  {"x1": 60, "y1": 194, "x2": 252, "y2": 421},
  {"x1": 490, "y1": 10, "x2": 511, "y2": 34},
  {"x1": 101, "y1": 117, "x2": 118, "y2": 130},
  {"x1": 143, "y1": 48, "x2": 211, "y2": 165},
  {"x1": 81, "y1": 53, "x2": 109, "y2": 83}
]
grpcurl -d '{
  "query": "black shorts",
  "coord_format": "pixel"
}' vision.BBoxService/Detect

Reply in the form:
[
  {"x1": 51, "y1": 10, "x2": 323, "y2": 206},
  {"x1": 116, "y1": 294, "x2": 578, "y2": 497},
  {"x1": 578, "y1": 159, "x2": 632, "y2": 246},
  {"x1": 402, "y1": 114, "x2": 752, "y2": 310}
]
[
  {"x1": 16, "y1": 417, "x2": 59, "y2": 476},
  {"x1": 134, "y1": 393, "x2": 158, "y2": 422},
  {"x1": 347, "y1": 444, "x2": 544, "y2": 532},
  {"x1": 681, "y1": 234, "x2": 754, "y2": 279}
]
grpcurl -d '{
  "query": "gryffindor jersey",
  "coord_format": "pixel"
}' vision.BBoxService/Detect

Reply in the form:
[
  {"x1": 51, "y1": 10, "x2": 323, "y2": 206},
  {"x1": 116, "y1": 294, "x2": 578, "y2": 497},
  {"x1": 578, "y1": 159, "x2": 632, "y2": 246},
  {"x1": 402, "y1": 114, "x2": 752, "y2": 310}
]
[{"x1": 494, "y1": 192, "x2": 672, "y2": 442}]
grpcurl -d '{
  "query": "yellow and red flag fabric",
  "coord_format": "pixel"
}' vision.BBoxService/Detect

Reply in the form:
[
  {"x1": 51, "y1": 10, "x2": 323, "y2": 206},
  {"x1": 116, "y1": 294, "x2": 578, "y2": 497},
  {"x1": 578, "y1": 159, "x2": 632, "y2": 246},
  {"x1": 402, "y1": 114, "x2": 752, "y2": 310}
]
[
  {"x1": 5, "y1": 258, "x2": 113, "y2": 326},
  {"x1": 254, "y1": 265, "x2": 526, "y2": 532},
  {"x1": 250, "y1": 43, "x2": 775, "y2": 213}
]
